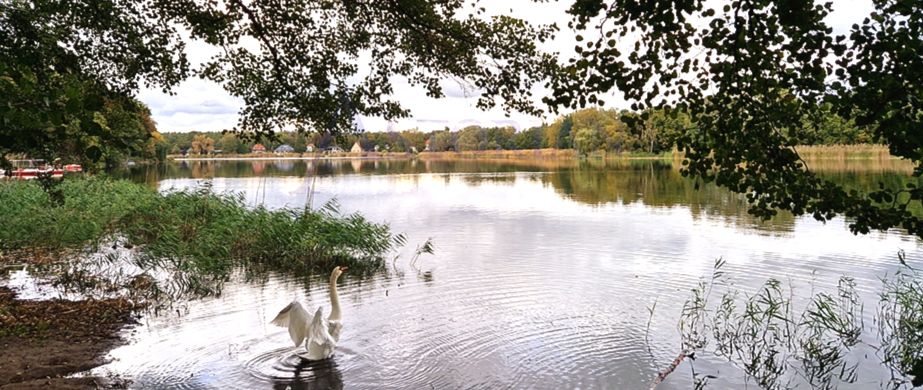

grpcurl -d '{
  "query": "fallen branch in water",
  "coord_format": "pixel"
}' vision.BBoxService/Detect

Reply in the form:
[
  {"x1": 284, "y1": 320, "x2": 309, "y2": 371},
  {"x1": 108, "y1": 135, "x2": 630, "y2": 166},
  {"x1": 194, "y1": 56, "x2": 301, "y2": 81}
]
[{"x1": 650, "y1": 351, "x2": 690, "y2": 389}]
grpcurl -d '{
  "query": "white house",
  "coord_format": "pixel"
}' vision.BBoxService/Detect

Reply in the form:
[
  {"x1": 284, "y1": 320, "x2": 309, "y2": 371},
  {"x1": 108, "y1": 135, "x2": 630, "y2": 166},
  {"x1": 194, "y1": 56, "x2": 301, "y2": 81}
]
[{"x1": 274, "y1": 144, "x2": 295, "y2": 154}]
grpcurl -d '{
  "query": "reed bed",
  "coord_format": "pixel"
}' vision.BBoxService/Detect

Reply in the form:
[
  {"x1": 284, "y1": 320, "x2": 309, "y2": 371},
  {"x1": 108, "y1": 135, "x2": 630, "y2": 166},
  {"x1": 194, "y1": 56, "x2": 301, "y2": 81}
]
[
  {"x1": 794, "y1": 144, "x2": 913, "y2": 173},
  {"x1": 0, "y1": 178, "x2": 155, "y2": 251},
  {"x1": 0, "y1": 178, "x2": 400, "y2": 277},
  {"x1": 794, "y1": 144, "x2": 894, "y2": 160}
]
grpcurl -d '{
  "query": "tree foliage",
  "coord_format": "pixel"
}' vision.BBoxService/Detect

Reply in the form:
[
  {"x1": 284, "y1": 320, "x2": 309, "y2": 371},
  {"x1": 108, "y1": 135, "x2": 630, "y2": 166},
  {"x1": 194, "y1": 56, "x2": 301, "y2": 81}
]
[
  {"x1": 190, "y1": 134, "x2": 215, "y2": 155},
  {"x1": 0, "y1": 0, "x2": 172, "y2": 169},
  {"x1": 556, "y1": 0, "x2": 923, "y2": 238},
  {"x1": 2, "y1": 0, "x2": 558, "y2": 137}
]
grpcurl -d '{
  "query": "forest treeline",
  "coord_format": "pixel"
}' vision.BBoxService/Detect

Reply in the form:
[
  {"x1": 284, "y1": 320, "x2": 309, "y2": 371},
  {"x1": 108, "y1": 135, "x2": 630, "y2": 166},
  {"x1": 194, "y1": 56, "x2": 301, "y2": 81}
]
[
  {"x1": 6, "y1": 102, "x2": 876, "y2": 169},
  {"x1": 5, "y1": 97, "x2": 878, "y2": 168},
  {"x1": 161, "y1": 105, "x2": 878, "y2": 157}
]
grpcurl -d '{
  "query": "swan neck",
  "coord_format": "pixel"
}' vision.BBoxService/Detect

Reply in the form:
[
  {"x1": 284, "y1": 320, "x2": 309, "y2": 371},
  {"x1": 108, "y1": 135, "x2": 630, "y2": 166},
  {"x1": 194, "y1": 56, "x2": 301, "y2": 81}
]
[{"x1": 328, "y1": 277, "x2": 341, "y2": 321}]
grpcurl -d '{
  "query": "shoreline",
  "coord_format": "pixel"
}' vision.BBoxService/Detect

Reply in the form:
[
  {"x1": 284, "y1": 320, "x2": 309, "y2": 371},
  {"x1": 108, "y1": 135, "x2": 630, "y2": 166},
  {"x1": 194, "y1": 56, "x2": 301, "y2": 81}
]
[
  {"x1": 0, "y1": 285, "x2": 137, "y2": 389},
  {"x1": 169, "y1": 150, "x2": 661, "y2": 162},
  {"x1": 170, "y1": 155, "x2": 410, "y2": 161},
  {"x1": 166, "y1": 144, "x2": 900, "y2": 162}
]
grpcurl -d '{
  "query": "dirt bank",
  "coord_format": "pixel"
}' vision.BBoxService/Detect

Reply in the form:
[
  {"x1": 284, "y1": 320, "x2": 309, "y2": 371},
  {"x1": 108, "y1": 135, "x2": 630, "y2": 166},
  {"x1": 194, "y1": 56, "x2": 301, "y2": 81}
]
[{"x1": 0, "y1": 286, "x2": 137, "y2": 389}]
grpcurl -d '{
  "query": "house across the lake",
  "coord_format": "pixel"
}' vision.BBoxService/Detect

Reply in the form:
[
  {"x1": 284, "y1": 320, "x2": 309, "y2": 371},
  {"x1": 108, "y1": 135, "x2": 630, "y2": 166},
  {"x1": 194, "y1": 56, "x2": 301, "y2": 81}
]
[
  {"x1": 251, "y1": 144, "x2": 266, "y2": 154},
  {"x1": 350, "y1": 142, "x2": 364, "y2": 154},
  {"x1": 274, "y1": 144, "x2": 294, "y2": 154},
  {"x1": 306, "y1": 143, "x2": 316, "y2": 152}
]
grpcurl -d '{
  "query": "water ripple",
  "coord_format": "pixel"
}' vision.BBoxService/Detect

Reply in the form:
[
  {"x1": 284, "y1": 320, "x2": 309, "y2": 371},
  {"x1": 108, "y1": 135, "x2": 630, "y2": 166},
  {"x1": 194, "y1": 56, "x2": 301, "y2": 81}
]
[{"x1": 88, "y1": 168, "x2": 923, "y2": 389}]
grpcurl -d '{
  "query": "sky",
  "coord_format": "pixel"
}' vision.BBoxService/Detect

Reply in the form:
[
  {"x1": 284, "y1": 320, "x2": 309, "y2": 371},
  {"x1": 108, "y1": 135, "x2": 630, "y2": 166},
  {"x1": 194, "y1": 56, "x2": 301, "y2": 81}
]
[{"x1": 139, "y1": 0, "x2": 874, "y2": 134}]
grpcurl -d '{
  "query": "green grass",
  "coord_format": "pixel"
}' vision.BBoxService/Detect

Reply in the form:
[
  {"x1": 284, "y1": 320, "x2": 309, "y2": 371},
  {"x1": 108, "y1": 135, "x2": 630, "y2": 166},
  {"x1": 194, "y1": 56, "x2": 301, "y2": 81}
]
[
  {"x1": 0, "y1": 177, "x2": 401, "y2": 279},
  {"x1": 0, "y1": 178, "x2": 155, "y2": 251}
]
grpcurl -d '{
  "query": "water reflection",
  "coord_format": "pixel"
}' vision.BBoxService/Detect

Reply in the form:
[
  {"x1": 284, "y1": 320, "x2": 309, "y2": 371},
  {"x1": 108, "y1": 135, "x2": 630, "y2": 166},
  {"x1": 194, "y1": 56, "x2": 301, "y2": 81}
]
[
  {"x1": 121, "y1": 158, "x2": 578, "y2": 186},
  {"x1": 276, "y1": 359, "x2": 343, "y2": 390},
  {"x1": 93, "y1": 158, "x2": 923, "y2": 389},
  {"x1": 123, "y1": 159, "x2": 802, "y2": 233},
  {"x1": 245, "y1": 348, "x2": 344, "y2": 390},
  {"x1": 125, "y1": 157, "x2": 923, "y2": 233}
]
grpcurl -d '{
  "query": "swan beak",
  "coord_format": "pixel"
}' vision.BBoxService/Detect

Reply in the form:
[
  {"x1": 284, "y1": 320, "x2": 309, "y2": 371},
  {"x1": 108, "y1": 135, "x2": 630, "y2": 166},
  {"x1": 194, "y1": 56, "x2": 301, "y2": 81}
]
[{"x1": 340, "y1": 266, "x2": 348, "y2": 272}]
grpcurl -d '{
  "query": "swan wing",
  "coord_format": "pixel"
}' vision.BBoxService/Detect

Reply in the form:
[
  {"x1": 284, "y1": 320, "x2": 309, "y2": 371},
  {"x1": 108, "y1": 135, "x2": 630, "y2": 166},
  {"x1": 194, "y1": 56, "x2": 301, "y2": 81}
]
[
  {"x1": 271, "y1": 300, "x2": 311, "y2": 347},
  {"x1": 308, "y1": 306, "x2": 336, "y2": 348}
]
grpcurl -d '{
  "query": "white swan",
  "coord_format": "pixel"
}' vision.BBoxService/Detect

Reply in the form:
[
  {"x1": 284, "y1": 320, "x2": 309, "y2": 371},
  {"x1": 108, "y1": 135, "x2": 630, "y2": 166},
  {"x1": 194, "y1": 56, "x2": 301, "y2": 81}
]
[{"x1": 271, "y1": 266, "x2": 347, "y2": 360}]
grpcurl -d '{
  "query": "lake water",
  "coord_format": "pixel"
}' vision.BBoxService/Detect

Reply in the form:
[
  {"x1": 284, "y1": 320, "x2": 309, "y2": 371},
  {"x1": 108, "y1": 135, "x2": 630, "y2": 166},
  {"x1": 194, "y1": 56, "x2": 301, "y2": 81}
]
[{"x1": 91, "y1": 158, "x2": 920, "y2": 389}]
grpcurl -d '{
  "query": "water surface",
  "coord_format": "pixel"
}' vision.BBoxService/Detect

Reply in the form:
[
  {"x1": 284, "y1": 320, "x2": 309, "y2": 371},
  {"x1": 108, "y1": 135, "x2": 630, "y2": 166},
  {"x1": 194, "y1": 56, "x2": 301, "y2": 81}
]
[{"x1": 89, "y1": 158, "x2": 921, "y2": 389}]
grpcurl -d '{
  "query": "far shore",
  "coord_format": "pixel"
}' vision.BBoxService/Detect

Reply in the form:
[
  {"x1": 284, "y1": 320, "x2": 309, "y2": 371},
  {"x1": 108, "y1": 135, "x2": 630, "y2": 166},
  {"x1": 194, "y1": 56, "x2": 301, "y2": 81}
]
[
  {"x1": 168, "y1": 144, "x2": 901, "y2": 162},
  {"x1": 171, "y1": 155, "x2": 405, "y2": 161}
]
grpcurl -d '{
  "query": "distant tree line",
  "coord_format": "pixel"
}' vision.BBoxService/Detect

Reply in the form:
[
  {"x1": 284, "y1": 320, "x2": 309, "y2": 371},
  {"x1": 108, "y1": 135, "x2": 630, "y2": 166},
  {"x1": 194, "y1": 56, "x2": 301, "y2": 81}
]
[
  {"x1": 159, "y1": 106, "x2": 878, "y2": 157},
  {"x1": 7, "y1": 100, "x2": 875, "y2": 166}
]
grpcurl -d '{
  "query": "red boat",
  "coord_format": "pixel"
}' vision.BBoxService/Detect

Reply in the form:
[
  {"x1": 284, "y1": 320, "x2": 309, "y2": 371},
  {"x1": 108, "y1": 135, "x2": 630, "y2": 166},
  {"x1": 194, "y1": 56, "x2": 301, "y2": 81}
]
[
  {"x1": 4, "y1": 160, "x2": 82, "y2": 179},
  {"x1": 8, "y1": 168, "x2": 65, "y2": 179}
]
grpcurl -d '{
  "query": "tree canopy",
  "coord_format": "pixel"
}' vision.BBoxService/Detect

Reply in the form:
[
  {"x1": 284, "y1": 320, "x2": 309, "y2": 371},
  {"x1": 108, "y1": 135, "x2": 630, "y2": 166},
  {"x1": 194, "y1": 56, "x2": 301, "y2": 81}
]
[
  {"x1": 0, "y1": 0, "x2": 176, "y2": 168},
  {"x1": 556, "y1": 0, "x2": 923, "y2": 237},
  {"x1": 0, "y1": 0, "x2": 557, "y2": 139}
]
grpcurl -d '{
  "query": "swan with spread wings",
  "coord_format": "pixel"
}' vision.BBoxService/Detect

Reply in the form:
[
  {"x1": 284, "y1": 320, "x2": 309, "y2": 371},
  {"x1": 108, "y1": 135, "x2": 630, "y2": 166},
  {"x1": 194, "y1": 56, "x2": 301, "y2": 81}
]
[{"x1": 271, "y1": 266, "x2": 347, "y2": 360}]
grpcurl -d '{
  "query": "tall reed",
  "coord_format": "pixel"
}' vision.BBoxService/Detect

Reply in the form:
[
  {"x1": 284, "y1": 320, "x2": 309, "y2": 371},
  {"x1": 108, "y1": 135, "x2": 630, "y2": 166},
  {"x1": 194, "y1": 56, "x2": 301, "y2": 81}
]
[
  {"x1": 794, "y1": 144, "x2": 893, "y2": 160},
  {"x1": 1, "y1": 178, "x2": 401, "y2": 277},
  {"x1": 670, "y1": 257, "x2": 923, "y2": 389}
]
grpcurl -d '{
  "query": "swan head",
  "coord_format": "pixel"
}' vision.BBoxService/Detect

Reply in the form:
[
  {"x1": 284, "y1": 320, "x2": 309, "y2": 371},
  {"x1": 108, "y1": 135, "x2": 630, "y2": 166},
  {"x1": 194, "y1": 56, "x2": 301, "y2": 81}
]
[{"x1": 330, "y1": 266, "x2": 347, "y2": 282}]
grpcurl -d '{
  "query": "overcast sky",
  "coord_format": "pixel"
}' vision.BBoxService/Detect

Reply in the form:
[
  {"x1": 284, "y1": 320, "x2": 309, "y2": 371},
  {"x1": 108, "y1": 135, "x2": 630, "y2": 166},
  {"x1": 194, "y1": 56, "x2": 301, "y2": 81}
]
[{"x1": 139, "y1": 0, "x2": 874, "y2": 134}]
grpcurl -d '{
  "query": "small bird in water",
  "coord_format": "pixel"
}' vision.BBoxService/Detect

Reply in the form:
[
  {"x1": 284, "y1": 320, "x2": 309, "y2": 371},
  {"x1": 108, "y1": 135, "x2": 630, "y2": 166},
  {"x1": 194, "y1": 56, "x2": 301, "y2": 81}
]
[{"x1": 271, "y1": 266, "x2": 347, "y2": 360}]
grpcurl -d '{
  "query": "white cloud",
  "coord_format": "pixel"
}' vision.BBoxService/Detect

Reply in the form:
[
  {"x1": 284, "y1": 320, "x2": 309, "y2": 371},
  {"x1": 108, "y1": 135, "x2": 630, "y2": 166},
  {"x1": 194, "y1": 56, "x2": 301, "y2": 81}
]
[{"x1": 139, "y1": 78, "x2": 242, "y2": 133}]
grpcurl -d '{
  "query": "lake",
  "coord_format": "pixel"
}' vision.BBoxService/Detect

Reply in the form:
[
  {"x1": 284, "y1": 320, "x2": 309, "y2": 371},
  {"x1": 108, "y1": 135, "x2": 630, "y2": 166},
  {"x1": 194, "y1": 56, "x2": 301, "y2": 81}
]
[{"x1": 92, "y1": 158, "x2": 920, "y2": 389}]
